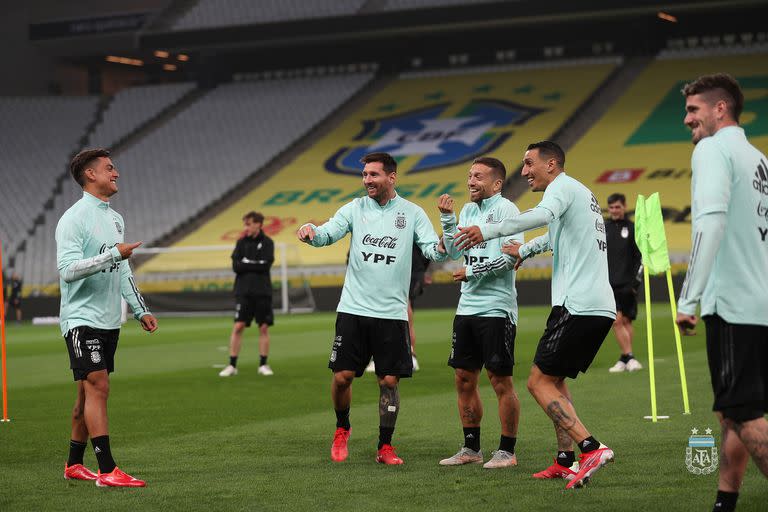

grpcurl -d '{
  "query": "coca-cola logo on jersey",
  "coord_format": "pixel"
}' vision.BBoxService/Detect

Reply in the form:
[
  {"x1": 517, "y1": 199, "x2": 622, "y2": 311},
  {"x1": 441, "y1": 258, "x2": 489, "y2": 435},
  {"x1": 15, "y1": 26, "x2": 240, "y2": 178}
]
[{"x1": 362, "y1": 234, "x2": 398, "y2": 248}]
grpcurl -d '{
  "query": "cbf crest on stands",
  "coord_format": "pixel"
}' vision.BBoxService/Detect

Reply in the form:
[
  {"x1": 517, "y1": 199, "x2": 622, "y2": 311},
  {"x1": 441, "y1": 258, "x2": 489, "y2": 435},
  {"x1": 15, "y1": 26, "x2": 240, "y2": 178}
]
[
  {"x1": 686, "y1": 428, "x2": 718, "y2": 475},
  {"x1": 395, "y1": 212, "x2": 406, "y2": 229},
  {"x1": 325, "y1": 100, "x2": 545, "y2": 175}
]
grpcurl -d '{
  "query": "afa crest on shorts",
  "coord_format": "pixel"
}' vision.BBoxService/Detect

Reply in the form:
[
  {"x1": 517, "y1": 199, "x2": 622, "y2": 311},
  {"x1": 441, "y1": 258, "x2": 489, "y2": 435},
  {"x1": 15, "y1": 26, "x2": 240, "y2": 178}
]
[
  {"x1": 324, "y1": 99, "x2": 545, "y2": 175},
  {"x1": 685, "y1": 427, "x2": 718, "y2": 475}
]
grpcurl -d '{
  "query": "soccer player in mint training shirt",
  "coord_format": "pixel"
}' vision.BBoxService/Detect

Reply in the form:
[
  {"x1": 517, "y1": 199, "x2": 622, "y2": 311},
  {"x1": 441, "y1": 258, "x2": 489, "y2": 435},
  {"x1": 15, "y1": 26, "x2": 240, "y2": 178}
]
[
  {"x1": 436, "y1": 157, "x2": 523, "y2": 469},
  {"x1": 676, "y1": 74, "x2": 768, "y2": 512},
  {"x1": 455, "y1": 141, "x2": 616, "y2": 489},
  {"x1": 298, "y1": 152, "x2": 447, "y2": 465},
  {"x1": 57, "y1": 149, "x2": 158, "y2": 487}
]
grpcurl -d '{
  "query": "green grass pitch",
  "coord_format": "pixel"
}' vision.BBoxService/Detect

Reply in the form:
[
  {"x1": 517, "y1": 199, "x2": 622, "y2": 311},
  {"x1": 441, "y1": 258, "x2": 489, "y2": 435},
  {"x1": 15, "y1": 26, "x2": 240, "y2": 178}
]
[{"x1": 1, "y1": 305, "x2": 765, "y2": 511}]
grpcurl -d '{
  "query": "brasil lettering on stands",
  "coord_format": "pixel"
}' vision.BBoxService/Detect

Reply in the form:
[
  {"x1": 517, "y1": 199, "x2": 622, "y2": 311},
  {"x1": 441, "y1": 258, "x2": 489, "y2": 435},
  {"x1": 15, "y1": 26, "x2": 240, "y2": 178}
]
[{"x1": 263, "y1": 182, "x2": 465, "y2": 206}]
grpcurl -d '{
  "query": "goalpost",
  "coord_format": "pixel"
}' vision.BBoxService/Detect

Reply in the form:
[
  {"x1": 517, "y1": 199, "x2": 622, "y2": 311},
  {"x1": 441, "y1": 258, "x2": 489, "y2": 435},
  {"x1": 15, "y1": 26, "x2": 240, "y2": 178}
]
[{"x1": 128, "y1": 242, "x2": 315, "y2": 316}]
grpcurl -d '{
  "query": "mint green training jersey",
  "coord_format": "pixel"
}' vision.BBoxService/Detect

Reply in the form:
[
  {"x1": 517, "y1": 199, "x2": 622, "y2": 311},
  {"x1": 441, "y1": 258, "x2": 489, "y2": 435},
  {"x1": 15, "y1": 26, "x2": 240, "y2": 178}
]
[
  {"x1": 483, "y1": 173, "x2": 616, "y2": 319},
  {"x1": 442, "y1": 193, "x2": 524, "y2": 322},
  {"x1": 678, "y1": 126, "x2": 768, "y2": 326},
  {"x1": 302, "y1": 194, "x2": 447, "y2": 321},
  {"x1": 56, "y1": 192, "x2": 150, "y2": 335}
]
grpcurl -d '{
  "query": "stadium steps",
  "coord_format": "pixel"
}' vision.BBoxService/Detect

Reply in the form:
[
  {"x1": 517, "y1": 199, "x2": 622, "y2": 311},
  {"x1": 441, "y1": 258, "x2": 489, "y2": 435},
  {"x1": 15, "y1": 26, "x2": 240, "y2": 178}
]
[
  {"x1": 110, "y1": 86, "x2": 209, "y2": 157},
  {"x1": 6, "y1": 94, "x2": 111, "y2": 268},
  {"x1": 502, "y1": 55, "x2": 653, "y2": 202},
  {"x1": 358, "y1": 0, "x2": 388, "y2": 12},
  {"x1": 133, "y1": 72, "x2": 397, "y2": 269}
]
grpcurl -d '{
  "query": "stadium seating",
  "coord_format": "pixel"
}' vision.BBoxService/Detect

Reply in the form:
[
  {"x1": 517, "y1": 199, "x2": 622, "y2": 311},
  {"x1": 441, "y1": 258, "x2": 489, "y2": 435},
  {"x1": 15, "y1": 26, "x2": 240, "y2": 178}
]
[
  {"x1": 0, "y1": 96, "x2": 98, "y2": 259},
  {"x1": 139, "y1": 58, "x2": 620, "y2": 280},
  {"x1": 171, "y1": 0, "x2": 367, "y2": 31},
  {"x1": 87, "y1": 82, "x2": 196, "y2": 149},
  {"x1": 374, "y1": 0, "x2": 500, "y2": 11},
  {"x1": 513, "y1": 51, "x2": 768, "y2": 257},
  {"x1": 18, "y1": 74, "x2": 373, "y2": 288}
]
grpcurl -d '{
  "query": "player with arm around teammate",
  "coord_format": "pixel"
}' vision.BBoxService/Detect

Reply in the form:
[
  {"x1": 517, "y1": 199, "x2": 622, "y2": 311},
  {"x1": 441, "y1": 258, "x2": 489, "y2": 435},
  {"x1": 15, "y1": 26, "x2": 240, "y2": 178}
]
[
  {"x1": 454, "y1": 141, "x2": 616, "y2": 489},
  {"x1": 436, "y1": 157, "x2": 523, "y2": 469},
  {"x1": 298, "y1": 152, "x2": 447, "y2": 465}
]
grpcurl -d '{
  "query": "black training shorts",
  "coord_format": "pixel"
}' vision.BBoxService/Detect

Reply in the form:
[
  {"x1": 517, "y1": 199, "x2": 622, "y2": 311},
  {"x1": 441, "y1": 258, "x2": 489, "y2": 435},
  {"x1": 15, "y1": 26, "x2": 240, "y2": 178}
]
[
  {"x1": 612, "y1": 286, "x2": 638, "y2": 320},
  {"x1": 235, "y1": 294, "x2": 274, "y2": 327},
  {"x1": 704, "y1": 314, "x2": 768, "y2": 422},
  {"x1": 448, "y1": 315, "x2": 516, "y2": 376},
  {"x1": 329, "y1": 312, "x2": 412, "y2": 378},
  {"x1": 65, "y1": 325, "x2": 120, "y2": 381},
  {"x1": 534, "y1": 306, "x2": 613, "y2": 379}
]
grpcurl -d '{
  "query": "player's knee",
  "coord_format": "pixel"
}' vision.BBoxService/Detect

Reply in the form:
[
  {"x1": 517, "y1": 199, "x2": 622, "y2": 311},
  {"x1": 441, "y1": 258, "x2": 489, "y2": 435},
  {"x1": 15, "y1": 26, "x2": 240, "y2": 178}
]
[
  {"x1": 233, "y1": 323, "x2": 246, "y2": 334},
  {"x1": 380, "y1": 375, "x2": 398, "y2": 389},
  {"x1": 489, "y1": 375, "x2": 513, "y2": 397},
  {"x1": 333, "y1": 371, "x2": 354, "y2": 388},
  {"x1": 258, "y1": 324, "x2": 269, "y2": 336}
]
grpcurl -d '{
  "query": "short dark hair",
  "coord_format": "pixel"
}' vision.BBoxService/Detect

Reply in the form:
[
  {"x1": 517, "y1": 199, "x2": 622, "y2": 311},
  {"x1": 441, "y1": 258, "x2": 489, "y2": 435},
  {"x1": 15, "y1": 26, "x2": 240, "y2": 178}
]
[
  {"x1": 473, "y1": 156, "x2": 506, "y2": 181},
  {"x1": 607, "y1": 193, "x2": 626, "y2": 205},
  {"x1": 70, "y1": 148, "x2": 111, "y2": 186},
  {"x1": 681, "y1": 73, "x2": 744, "y2": 122},
  {"x1": 243, "y1": 211, "x2": 264, "y2": 224},
  {"x1": 360, "y1": 152, "x2": 397, "y2": 173},
  {"x1": 527, "y1": 141, "x2": 565, "y2": 168}
]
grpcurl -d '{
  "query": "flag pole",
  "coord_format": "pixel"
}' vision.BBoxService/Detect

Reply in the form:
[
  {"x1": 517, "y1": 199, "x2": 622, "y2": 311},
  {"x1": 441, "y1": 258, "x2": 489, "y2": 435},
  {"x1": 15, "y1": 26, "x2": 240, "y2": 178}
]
[
  {"x1": 0, "y1": 241, "x2": 9, "y2": 422},
  {"x1": 666, "y1": 268, "x2": 691, "y2": 414},
  {"x1": 643, "y1": 264, "x2": 659, "y2": 422}
]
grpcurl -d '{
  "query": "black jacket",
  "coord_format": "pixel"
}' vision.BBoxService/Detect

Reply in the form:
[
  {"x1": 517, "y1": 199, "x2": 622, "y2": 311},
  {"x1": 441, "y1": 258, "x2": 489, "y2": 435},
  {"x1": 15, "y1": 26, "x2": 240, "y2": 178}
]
[
  {"x1": 605, "y1": 218, "x2": 642, "y2": 290},
  {"x1": 232, "y1": 232, "x2": 274, "y2": 296}
]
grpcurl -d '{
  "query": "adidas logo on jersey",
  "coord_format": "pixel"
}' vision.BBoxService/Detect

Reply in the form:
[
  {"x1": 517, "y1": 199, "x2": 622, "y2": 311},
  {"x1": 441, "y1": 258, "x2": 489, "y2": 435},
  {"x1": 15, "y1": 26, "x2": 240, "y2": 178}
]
[{"x1": 754, "y1": 159, "x2": 768, "y2": 196}]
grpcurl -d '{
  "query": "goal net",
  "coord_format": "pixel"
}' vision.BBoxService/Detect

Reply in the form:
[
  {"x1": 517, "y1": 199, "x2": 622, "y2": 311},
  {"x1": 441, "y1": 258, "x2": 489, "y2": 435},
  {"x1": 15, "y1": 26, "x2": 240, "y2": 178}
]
[{"x1": 129, "y1": 242, "x2": 315, "y2": 315}]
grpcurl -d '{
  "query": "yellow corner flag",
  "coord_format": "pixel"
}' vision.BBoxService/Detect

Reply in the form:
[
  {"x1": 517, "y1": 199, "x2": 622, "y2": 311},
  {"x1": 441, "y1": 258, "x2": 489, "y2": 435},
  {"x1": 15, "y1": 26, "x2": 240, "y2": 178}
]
[
  {"x1": 634, "y1": 193, "x2": 670, "y2": 275},
  {"x1": 634, "y1": 193, "x2": 690, "y2": 421}
]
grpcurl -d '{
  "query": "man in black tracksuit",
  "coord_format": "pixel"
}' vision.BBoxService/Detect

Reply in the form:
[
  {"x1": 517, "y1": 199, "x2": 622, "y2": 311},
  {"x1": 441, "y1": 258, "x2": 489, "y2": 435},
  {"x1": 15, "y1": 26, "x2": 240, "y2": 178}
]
[
  {"x1": 605, "y1": 193, "x2": 643, "y2": 373},
  {"x1": 219, "y1": 211, "x2": 276, "y2": 377}
]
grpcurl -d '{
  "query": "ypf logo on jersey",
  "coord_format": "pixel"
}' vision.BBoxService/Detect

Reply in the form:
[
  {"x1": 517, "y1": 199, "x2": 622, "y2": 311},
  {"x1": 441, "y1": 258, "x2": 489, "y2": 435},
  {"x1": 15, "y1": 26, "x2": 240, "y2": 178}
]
[
  {"x1": 685, "y1": 427, "x2": 718, "y2": 475},
  {"x1": 325, "y1": 100, "x2": 545, "y2": 175}
]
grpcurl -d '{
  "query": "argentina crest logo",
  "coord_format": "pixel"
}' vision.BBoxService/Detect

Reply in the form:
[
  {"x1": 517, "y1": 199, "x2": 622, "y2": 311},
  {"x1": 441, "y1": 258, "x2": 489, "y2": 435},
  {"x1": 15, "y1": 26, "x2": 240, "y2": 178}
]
[
  {"x1": 325, "y1": 99, "x2": 545, "y2": 175},
  {"x1": 685, "y1": 427, "x2": 718, "y2": 475},
  {"x1": 395, "y1": 212, "x2": 406, "y2": 229}
]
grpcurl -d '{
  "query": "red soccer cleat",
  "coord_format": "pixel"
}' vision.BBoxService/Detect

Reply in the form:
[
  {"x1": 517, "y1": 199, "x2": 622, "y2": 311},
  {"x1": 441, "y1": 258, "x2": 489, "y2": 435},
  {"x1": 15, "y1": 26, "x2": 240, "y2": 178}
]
[
  {"x1": 95, "y1": 467, "x2": 146, "y2": 488},
  {"x1": 331, "y1": 427, "x2": 351, "y2": 462},
  {"x1": 532, "y1": 459, "x2": 579, "y2": 480},
  {"x1": 64, "y1": 463, "x2": 98, "y2": 481},
  {"x1": 376, "y1": 444, "x2": 404, "y2": 465},
  {"x1": 565, "y1": 445, "x2": 614, "y2": 489}
]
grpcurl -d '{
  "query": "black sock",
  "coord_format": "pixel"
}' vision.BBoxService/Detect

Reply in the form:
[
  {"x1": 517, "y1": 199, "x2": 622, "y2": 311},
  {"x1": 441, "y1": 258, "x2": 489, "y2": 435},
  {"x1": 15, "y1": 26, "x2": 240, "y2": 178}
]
[
  {"x1": 67, "y1": 440, "x2": 87, "y2": 466},
  {"x1": 91, "y1": 435, "x2": 117, "y2": 473},
  {"x1": 499, "y1": 435, "x2": 516, "y2": 453},
  {"x1": 620, "y1": 353, "x2": 633, "y2": 364},
  {"x1": 335, "y1": 408, "x2": 350, "y2": 429},
  {"x1": 713, "y1": 490, "x2": 738, "y2": 512},
  {"x1": 557, "y1": 450, "x2": 576, "y2": 467},
  {"x1": 578, "y1": 436, "x2": 600, "y2": 453},
  {"x1": 463, "y1": 427, "x2": 481, "y2": 452},
  {"x1": 229, "y1": 356, "x2": 238, "y2": 368},
  {"x1": 260, "y1": 355, "x2": 267, "y2": 366},
  {"x1": 378, "y1": 426, "x2": 394, "y2": 449}
]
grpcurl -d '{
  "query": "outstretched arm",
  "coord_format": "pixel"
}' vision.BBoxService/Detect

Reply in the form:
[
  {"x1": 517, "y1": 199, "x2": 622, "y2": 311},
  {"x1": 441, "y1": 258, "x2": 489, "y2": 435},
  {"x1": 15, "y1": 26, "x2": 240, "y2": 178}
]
[
  {"x1": 455, "y1": 207, "x2": 554, "y2": 250},
  {"x1": 298, "y1": 203, "x2": 354, "y2": 247}
]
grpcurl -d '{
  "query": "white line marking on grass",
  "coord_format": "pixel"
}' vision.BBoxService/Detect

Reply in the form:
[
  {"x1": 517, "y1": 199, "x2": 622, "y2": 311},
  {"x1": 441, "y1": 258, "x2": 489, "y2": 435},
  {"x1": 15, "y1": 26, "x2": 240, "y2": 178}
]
[{"x1": 212, "y1": 364, "x2": 226, "y2": 368}]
